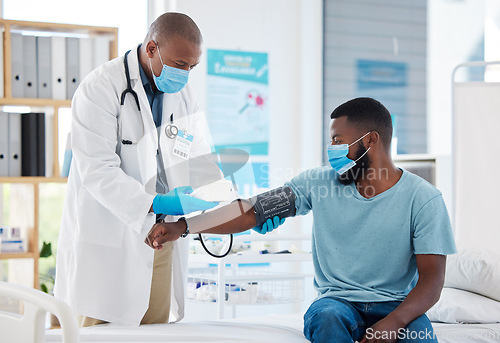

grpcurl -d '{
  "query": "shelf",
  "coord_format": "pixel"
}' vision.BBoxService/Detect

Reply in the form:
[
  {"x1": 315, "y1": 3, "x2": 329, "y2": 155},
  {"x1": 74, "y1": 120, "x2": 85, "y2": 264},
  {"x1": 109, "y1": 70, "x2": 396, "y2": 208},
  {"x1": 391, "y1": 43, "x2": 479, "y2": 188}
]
[
  {"x1": 0, "y1": 19, "x2": 118, "y2": 290},
  {"x1": 393, "y1": 154, "x2": 437, "y2": 162},
  {"x1": 233, "y1": 234, "x2": 311, "y2": 242},
  {"x1": 0, "y1": 19, "x2": 118, "y2": 35},
  {"x1": 187, "y1": 297, "x2": 304, "y2": 306},
  {"x1": 0, "y1": 177, "x2": 68, "y2": 184},
  {"x1": 189, "y1": 253, "x2": 312, "y2": 264},
  {"x1": 0, "y1": 97, "x2": 72, "y2": 107},
  {"x1": 189, "y1": 273, "x2": 312, "y2": 282},
  {"x1": 0, "y1": 252, "x2": 35, "y2": 260}
]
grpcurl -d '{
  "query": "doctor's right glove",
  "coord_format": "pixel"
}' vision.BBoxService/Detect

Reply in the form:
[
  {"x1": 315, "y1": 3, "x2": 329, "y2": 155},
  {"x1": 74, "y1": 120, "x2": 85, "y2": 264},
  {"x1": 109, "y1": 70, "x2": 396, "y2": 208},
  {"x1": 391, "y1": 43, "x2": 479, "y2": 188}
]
[
  {"x1": 153, "y1": 186, "x2": 219, "y2": 216},
  {"x1": 251, "y1": 216, "x2": 285, "y2": 234}
]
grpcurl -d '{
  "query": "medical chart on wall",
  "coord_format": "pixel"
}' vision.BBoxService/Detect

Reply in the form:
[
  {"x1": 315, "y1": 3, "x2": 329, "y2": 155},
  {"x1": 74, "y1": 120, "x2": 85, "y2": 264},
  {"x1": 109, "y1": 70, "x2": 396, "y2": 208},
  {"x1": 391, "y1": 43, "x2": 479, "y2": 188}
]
[
  {"x1": 206, "y1": 49, "x2": 269, "y2": 195},
  {"x1": 206, "y1": 49, "x2": 269, "y2": 155}
]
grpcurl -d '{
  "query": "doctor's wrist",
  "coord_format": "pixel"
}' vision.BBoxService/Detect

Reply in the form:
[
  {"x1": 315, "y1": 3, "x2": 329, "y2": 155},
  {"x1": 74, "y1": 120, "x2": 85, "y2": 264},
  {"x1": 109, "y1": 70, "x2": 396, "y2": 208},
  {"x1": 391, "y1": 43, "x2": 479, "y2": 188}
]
[{"x1": 179, "y1": 217, "x2": 189, "y2": 238}]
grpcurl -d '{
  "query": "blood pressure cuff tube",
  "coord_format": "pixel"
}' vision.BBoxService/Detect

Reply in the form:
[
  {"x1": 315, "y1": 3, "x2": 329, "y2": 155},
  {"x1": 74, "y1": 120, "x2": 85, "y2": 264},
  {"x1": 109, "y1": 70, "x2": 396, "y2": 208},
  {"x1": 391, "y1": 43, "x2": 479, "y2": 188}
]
[{"x1": 249, "y1": 186, "x2": 296, "y2": 226}]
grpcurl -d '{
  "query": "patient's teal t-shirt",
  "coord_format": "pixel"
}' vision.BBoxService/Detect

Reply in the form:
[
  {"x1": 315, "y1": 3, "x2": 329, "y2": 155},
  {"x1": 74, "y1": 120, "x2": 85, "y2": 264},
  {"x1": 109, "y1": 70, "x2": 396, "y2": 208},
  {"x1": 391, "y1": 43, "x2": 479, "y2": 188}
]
[{"x1": 285, "y1": 167, "x2": 456, "y2": 303}]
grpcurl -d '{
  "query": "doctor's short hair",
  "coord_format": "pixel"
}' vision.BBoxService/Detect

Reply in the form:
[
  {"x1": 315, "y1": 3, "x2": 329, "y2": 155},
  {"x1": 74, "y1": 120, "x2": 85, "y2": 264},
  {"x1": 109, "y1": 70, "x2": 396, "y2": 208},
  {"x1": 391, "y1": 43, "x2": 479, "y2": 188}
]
[
  {"x1": 330, "y1": 97, "x2": 393, "y2": 149},
  {"x1": 145, "y1": 12, "x2": 203, "y2": 46}
]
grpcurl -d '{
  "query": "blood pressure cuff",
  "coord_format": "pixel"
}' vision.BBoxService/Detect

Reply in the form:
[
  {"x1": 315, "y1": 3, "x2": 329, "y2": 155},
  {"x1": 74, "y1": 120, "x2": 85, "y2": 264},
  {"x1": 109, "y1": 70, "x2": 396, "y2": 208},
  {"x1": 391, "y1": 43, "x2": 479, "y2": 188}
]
[
  {"x1": 185, "y1": 186, "x2": 297, "y2": 234},
  {"x1": 249, "y1": 186, "x2": 296, "y2": 226}
]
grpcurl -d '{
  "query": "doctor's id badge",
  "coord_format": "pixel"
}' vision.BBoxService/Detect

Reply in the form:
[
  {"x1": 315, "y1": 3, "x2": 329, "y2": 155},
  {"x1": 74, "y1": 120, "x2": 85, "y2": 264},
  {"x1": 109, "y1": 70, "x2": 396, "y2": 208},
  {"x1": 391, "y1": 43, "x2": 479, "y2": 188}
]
[{"x1": 172, "y1": 129, "x2": 194, "y2": 159}]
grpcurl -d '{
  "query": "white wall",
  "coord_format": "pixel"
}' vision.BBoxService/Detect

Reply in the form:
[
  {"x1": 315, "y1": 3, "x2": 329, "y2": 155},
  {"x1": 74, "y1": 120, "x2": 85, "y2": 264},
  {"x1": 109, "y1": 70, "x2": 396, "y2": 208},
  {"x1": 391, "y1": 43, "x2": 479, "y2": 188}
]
[
  {"x1": 3, "y1": 0, "x2": 148, "y2": 55},
  {"x1": 485, "y1": 0, "x2": 500, "y2": 81},
  {"x1": 427, "y1": 0, "x2": 486, "y2": 155}
]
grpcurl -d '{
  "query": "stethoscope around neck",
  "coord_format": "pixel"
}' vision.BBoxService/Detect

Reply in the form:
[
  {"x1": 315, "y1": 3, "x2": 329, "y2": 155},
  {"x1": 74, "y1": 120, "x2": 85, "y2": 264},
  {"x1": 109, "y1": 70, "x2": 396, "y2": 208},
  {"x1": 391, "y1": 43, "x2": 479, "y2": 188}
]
[{"x1": 119, "y1": 49, "x2": 178, "y2": 145}]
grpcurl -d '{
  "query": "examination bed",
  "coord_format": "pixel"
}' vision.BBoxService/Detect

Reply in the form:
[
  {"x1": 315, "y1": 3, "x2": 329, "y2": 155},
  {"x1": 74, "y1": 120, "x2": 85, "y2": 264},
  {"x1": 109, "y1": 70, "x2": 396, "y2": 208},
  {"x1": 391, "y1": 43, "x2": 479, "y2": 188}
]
[
  {"x1": 44, "y1": 313, "x2": 500, "y2": 343},
  {"x1": 2, "y1": 281, "x2": 500, "y2": 343},
  {"x1": 4, "y1": 248, "x2": 500, "y2": 342}
]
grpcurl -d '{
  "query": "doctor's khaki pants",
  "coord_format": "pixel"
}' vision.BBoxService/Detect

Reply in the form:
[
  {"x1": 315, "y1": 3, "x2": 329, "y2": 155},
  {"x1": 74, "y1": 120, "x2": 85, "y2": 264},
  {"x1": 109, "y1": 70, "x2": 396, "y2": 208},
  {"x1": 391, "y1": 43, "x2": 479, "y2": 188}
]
[{"x1": 78, "y1": 241, "x2": 174, "y2": 327}]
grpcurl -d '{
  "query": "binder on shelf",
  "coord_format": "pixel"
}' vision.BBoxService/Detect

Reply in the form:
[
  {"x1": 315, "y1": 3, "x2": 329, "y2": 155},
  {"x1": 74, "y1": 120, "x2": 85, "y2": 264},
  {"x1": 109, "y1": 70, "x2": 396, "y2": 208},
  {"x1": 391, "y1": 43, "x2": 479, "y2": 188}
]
[
  {"x1": 21, "y1": 113, "x2": 38, "y2": 176},
  {"x1": 23, "y1": 35, "x2": 38, "y2": 98},
  {"x1": 79, "y1": 37, "x2": 93, "y2": 82},
  {"x1": 11, "y1": 33, "x2": 24, "y2": 98},
  {"x1": 0, "y1": 28, "x2": 4, "y2": 98},
  {"x1": 36, "y1": 113, "x2": 46, "y2": 177},
  {"x1": 44, "y1": 113, "x2": 54, "y2": 177},
  {"x1": 36, "y1": 36, "x2": 52, "y2": 99},
  {"x1": 51, "y1": 36, "x2": 66, "y2": 100},
  {"x1": 8, "y1": 112, "x2": 22, "y2": 177},
  {"x1": 93, "y1": 36, "x2": 110, "y2": 69},
  {"x1": 66, "y1": 37, "x2": 80, "y2": 100},
  {"x1": 0, "y1": 112, "x2": 8, "y2": 176}
]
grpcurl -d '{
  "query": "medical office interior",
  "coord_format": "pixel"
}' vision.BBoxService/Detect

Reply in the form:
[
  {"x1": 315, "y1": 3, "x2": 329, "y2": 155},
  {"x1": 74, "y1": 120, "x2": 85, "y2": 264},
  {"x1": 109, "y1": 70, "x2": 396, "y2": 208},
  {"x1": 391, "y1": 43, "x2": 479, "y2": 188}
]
[{"x1": 0, "y1": 0, "x2": 500, "y2": 341}]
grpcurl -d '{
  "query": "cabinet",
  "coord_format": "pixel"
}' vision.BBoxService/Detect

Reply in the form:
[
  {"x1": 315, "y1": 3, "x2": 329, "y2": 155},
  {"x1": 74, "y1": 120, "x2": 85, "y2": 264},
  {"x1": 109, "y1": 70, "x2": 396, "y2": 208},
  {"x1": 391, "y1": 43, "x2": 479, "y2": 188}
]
[
  {"x1": 0, "y1": 19, "x2": 118, "y2": 288},
  {"x1": 188, "y1": 234, "x2": 313, "y2": 319},
  {"x1": 393, "y1": 154, "x2": 452, "y2": 217}
]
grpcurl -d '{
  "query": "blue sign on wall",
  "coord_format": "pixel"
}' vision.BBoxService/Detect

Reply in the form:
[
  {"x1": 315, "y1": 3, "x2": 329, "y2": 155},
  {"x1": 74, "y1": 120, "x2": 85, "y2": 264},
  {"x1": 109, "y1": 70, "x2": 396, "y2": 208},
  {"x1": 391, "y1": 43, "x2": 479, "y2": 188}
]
[{"x1": 356, "y1": 59, "x2": 408, "y2": 154}]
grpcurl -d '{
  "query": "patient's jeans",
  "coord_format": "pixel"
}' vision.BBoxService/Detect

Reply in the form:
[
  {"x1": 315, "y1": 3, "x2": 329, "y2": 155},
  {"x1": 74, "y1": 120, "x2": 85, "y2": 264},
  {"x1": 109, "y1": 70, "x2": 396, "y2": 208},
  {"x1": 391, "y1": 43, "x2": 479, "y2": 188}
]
[{"x1": 303, "y1": 296, "x2": 438, "y2": 343}]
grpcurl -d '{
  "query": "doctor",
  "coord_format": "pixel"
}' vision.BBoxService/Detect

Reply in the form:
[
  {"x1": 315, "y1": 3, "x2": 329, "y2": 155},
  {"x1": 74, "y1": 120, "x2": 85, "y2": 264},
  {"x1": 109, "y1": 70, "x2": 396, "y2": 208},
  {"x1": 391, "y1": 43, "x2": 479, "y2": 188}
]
[{"x1": 55, "y1": 13, "x2": 221, "y2": 326}]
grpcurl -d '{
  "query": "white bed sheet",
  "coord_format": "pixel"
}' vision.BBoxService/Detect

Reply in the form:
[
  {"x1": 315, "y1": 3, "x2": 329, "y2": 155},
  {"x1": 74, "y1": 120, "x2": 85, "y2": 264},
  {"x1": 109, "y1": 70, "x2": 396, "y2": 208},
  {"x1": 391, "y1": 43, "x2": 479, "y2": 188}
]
[
  {"x1": 433, "y1": 323, "x2": 500, "y2": 343},
  {"x1": 45, "y1": 313, "x2": 500, "y2": 343},
  {"x1": 45, "y1": 314, "x2": 307, "y2": 343}
]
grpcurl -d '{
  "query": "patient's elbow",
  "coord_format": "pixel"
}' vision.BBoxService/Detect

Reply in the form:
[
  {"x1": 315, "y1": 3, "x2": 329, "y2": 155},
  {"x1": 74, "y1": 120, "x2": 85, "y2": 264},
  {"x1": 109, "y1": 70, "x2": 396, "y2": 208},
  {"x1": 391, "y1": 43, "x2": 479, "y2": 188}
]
[{"x1": 428, "y1": 282, "x2": 445, "y2": 307}]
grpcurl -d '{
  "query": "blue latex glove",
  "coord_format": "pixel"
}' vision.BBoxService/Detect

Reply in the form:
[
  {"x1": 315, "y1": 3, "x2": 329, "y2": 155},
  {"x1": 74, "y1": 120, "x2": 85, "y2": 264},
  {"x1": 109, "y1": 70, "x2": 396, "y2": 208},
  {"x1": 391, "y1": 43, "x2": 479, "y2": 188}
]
[
  {"x1": 153, "y1": 186, "x2": 219, "y2": 216},
  {"x1": 252, "y1": 216, "x2": 285, "y2": 235}
]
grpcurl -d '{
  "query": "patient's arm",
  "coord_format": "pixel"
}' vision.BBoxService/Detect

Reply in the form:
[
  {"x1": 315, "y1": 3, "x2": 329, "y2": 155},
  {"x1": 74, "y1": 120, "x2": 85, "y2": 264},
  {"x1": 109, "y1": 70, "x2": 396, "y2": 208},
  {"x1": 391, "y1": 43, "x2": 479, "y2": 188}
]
[
  {"x1": 145, "y1": 200, "x2": 257, "y2": 250},
  {"x1": 359, "y1": 254, "x2": 446, "y2": 343}
]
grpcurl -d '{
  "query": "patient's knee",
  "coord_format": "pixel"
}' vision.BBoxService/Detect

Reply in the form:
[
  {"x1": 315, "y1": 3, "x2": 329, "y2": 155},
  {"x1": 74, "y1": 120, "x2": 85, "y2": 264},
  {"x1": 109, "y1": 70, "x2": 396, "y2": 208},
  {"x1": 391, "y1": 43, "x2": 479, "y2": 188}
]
[{"x1": 304, "y1": 298, "x2": 364, "y2": 338}]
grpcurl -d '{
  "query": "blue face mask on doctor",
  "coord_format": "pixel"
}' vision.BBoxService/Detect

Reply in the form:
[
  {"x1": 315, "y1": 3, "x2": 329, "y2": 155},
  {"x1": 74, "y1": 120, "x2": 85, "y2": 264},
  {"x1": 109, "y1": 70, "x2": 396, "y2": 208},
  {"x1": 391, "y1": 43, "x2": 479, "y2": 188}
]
[
  {"x1": 149, "y1": 42, "x2": 190, "y2": 94},
  {"x1": 327, "y1": 132, "x2": 371, "y2": 175}
]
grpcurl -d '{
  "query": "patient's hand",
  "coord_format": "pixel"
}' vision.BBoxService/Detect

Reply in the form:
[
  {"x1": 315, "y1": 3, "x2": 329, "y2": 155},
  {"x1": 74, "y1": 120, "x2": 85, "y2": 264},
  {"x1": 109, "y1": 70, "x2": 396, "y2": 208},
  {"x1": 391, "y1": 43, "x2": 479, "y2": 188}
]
[
  {"x1": 359, "y1": 316, "x2": 403, "y2": 343},
  {"x1": 144, "y1": 220, "x2": 187, "y2": 250}
]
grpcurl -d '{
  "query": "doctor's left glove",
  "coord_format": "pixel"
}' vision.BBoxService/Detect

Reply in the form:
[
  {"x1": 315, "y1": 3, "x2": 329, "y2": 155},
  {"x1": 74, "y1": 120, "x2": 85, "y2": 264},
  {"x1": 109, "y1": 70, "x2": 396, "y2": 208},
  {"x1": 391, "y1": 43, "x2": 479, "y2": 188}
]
[{"x1": 152, "y1": 186, "x2": 220, "y2": 216}]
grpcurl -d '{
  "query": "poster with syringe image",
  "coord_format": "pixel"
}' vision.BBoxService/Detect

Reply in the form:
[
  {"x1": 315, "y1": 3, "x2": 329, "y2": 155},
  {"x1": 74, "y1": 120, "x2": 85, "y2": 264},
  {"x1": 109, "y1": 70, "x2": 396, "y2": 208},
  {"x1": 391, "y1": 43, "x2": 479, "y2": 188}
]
[
  {"x1": 206, "y1": 49, "x2": 269, "y2": 156},
  {"x1": 203, "y1": 50, "x2": 273, "y2": 258}
]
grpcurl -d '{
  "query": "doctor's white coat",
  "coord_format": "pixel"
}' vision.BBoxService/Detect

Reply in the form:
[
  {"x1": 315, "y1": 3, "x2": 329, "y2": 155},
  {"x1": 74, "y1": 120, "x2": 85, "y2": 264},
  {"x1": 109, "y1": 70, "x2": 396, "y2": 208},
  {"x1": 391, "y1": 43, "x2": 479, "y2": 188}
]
[{"x1": 54, "y1": 46, "x2": 214, "y2": 325}]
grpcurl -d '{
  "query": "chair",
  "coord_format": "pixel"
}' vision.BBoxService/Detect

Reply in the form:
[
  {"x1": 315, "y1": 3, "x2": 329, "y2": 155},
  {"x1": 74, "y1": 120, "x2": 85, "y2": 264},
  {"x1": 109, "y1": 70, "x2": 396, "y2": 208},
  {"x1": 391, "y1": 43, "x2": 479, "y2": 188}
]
[{"x1": 0, "y1": 281, "x2": 79, "y2": 342}]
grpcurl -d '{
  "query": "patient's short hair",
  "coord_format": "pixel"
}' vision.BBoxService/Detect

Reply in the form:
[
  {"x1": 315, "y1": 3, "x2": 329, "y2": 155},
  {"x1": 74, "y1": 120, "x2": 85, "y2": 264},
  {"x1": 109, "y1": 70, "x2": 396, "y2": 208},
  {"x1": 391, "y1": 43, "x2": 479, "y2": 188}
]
[{"x1": 330, "y1": 97, "x2": 393, "y2": 149}]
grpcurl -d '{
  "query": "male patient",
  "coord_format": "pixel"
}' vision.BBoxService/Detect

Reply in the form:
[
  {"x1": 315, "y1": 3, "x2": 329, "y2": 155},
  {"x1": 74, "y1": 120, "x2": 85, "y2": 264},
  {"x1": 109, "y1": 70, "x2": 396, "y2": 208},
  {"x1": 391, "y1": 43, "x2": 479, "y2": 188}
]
[{"x1": 146, "y1": 97, "x2": 456, "y2": 343}]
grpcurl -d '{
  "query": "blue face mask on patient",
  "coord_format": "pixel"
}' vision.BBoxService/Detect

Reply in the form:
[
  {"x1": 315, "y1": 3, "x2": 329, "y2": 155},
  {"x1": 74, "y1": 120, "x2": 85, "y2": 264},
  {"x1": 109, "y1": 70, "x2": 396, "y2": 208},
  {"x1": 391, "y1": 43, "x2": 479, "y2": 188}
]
[
  {"x1": 327, "y1": 132, "x2": 371, "y2": 175},
  {"x1": 149, "y1": 42, "x2": 190, "y2": 94}
]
